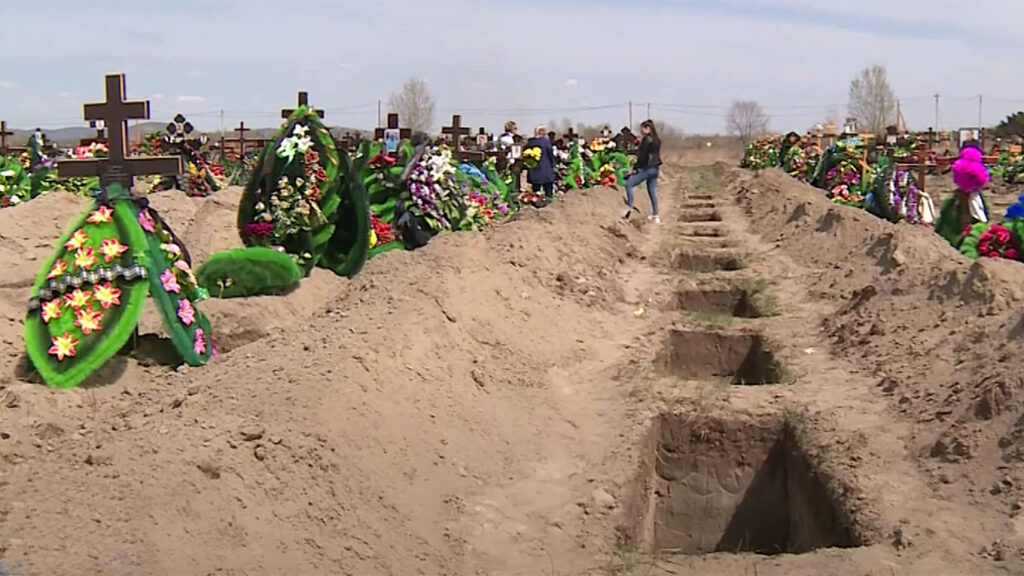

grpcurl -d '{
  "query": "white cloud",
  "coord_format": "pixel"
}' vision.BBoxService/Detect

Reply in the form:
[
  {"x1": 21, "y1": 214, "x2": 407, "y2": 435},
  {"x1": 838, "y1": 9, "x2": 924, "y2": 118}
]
[
  {"x1": 177, "y1": 95, "x2": 206, "y2": 104},
  {"x1": 564, "y1": 79, "x2": 579, "y2": 88},
  {"x1": 0, "y1": 80, "x2": 16, "y2": 90}
]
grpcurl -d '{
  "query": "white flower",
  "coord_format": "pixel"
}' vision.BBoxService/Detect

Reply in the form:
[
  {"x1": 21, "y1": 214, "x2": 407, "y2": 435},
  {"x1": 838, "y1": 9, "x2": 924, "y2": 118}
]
[
  {"x1": 0, "y1": 169, "x2": 14, "y2": 178},
  {"x1": 295, "y1": 135, "x2": 313, "y2": 153},
  {"x1": 293, "y1": 124, "x2": 309, "y2": 137}
]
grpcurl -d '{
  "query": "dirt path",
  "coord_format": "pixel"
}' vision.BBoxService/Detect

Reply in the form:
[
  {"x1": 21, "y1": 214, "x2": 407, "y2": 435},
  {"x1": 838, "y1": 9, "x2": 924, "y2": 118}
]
[{"x1": 1, "y1": 165, "x2": 1021, "y2": 575}]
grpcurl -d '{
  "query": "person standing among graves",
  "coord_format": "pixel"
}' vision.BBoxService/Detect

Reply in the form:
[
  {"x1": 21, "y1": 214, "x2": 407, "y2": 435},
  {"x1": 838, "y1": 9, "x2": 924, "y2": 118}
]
[
  {"x1": 623, "y1": 119, "x2": 662, "y2": 223},
  {"x1": 527, "y1": 125, "x2": 557, "y2": 199},
  {"x1": 499, "y1": 121, "x2": 518, "y2": 150}
]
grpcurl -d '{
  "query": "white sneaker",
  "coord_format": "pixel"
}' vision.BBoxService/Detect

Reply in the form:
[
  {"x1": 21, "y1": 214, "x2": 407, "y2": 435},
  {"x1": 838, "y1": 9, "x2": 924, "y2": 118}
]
[{"x1": 648, "y1": 215, "x2": 661, "y2": 224}]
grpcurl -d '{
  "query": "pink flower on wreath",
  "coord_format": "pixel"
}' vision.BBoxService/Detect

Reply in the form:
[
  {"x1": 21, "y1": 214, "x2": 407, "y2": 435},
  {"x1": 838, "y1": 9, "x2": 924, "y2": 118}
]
[
  {"x1": 193, "y1": 328, "x2": 207, "y2": 355},
  {"x1": 1006, "y1": 249, "x2": 1020, "y2": 260},
  {"x1": 160, "y1": 269, "x2": 181, "y2": 293},
  {"x1": 177, "y1": 299, "x2": 196, "y2": 326},
  {"x1": 138, "y1": 210, "x2": 156, "y2": 233}
]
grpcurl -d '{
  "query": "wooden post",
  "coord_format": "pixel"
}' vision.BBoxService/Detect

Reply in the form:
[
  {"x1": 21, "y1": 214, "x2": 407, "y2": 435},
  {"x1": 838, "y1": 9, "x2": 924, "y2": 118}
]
[
  {"x1": 281, "y1": 91, "x2": 324, "y2": 119},
  {"x1": 0, "y1": 121, "x2": 13, "y2": 155},
  {"x1": 57, "y1": 73, "x2": 182, "y2": 189}
]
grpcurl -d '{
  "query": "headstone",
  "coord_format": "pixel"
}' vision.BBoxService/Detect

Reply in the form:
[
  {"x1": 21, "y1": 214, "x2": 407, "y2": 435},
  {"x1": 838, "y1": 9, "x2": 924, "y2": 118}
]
[
  {"x1": 57, "y1": 73, "x2": 182, "y2": 189},
  {"x1": 374, "y1": 113, "x2": 411, "y2": 152}
]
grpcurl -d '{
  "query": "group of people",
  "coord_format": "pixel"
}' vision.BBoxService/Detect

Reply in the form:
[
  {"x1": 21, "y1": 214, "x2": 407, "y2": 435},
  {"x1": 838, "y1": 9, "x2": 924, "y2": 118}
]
[{"x1": 495, "y1": 119, "x2": 663, "y2": 222}]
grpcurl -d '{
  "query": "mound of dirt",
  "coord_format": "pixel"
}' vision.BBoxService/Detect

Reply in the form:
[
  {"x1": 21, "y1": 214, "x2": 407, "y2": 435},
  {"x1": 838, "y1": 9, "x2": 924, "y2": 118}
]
[
  {"x1": 0, "y1": 185, "x2": 655, "y2": 575},
  {"x1": 731, "y1": 167, "x2": 1024, "y2": 564}
]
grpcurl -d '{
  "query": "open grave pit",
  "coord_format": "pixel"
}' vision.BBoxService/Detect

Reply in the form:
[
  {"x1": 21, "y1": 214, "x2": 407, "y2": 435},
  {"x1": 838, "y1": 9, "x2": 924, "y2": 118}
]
[
  {"x1": 660, "y1": 328, "x2": 783, "y2": 385},
  {"x1": 679, "y1": 209, "x2": 724, "y2": 223},
  {"x1": 672, "y1": 282, "x2": 773, "y2": 318},
  {"x1": 672, "y1": 249, "x2": 744, "y2": 273},
  {"x1": 626, "y1": 412, "x2": 862, "y2": 555}
]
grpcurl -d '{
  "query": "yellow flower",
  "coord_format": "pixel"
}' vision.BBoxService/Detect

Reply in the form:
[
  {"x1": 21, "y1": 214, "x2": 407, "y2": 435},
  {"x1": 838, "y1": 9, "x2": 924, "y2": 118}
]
[
  {"x1": 63, "y1": 288, "x2": 92, "y2": 310},
  {"x1": 74, "y1": 306, "x2": 103, "y2": 335},
  {"x1": 99, "y1": 238, "x2": 127, "y2": 263},
  {"x1": 93, "y1": 282, "x2": 121, "y2": 309},
  {"x1": 64, "y1": 229, "x2": 89, "y2": 251},
  {"x1": 86, "y1": 206, "x2": 114, "y2": 224},
  {"x1": 47, "y1": 259, "x2": 68, "y2": 280},
  {"x1": 74, "y1": 247, "x2": 97, "y2": 270},
  {"x1": 41, "y1": 299, "x2": 62, "y2": 323},
  {"x1": 48, "y1": 332, "x2": 78, "y2": 361}
]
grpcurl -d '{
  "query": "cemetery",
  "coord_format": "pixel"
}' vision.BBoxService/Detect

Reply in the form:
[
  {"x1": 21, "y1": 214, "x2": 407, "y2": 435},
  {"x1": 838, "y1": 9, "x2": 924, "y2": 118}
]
[{"x1": 3, "y1": 27, "x2": 1024, "y2": 576}]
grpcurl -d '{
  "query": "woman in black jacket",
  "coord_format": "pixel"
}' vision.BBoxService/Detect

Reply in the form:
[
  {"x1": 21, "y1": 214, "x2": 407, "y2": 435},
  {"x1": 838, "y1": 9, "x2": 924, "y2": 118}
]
[{"x1": 624, "y1": 119, "x2": 662, "y2": 222}]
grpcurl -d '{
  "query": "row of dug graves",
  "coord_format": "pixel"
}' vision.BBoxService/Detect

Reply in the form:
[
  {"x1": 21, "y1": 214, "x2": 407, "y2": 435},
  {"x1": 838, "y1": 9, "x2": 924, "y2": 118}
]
[{"x1": 15, "y1": 72, "x2": 642, "y2": 389}]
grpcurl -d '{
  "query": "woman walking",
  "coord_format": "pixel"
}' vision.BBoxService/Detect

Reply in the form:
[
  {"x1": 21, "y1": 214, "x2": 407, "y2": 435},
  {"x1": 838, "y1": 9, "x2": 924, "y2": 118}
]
[
  {"x1": 526, "y1": 125, "x2": 557, "y2": 199},
  {"x1": 624, "y1": 119, "x2": 662, "y2": 222}
]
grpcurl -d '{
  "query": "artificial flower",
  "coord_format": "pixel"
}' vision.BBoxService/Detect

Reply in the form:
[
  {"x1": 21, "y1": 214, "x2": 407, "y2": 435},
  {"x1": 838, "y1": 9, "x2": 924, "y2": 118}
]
[
  {"x1": 86, "y1": 205, "x2": 114, "y2": 224},
  {"x1": 63, "y1": 288, "x2": 91, "y2": 309},
  {"x1": 47, "y1": 259, "x2": 68, "y2": 280},
  {"x1": 138, "y1": 210, "x2": 156, "y2": 233},
  {"x1": 160, "y1": 269, "x2": 181, "y2": 293},
  {"x1": 177, "y1": 299, "x2": 196, "y2": 326},
  {"x1": 74, "y1": 247, "x2": 97, "y2": 270},
  {"x1": 99, "y1": 238, "x2": 127, "y2": 263},
  {"x1": 64, "y1": 229, "x2": 89, "y2": 251},
  {"x1": 74, "y1": 306, "x2": 103, "y2": 335},
  {"x1": 41, "y1": 298, "x2": 62, "y2": 323},
  {"x1": 93, "y1": 282, "x2": 121, "y2": 309},
  {"x1": 193, "y1": 327, "x2": 207, "y2": 355},
  {"x1": 48, "y1": 332, "x2": 78, "y2": 361}
]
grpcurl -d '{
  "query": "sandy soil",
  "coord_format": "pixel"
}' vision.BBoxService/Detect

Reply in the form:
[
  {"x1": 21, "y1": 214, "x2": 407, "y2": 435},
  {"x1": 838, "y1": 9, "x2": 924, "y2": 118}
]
[{"x1": 0, "y1": 163, "x2": 1022, "y2": 575}]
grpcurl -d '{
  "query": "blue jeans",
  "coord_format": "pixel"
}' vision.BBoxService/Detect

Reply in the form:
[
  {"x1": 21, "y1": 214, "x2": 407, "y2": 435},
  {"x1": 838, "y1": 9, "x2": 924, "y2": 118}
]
[{"x1": 625, "y1": 166, "x2": 659, "y2": 215}]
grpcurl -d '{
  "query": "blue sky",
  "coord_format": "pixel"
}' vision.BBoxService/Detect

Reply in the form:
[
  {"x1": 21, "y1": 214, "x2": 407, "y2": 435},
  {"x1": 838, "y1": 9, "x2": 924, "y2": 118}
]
[{"x1": 1, "y1": 0, "x2": 1022, "y2": 134}]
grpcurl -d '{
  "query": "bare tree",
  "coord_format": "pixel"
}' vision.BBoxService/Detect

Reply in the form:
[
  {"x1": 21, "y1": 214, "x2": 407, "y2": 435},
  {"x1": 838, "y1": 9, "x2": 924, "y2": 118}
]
[
  {"x1": 726, "y1": 101, "x2": 770, "y2": 142},
  {"x1": 848, "y1": 64, "x2": 896, "y2": 136},
  {"x1": 388, "y1": 78, "x2": 435, "y2": 133}
]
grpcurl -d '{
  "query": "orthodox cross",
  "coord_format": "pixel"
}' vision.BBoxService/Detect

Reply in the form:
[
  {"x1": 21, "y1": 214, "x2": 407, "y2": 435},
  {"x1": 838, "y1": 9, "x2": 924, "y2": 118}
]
[
  {"x1": 58, "y1": 73, "x2": 182, "y2": 189},
  {"x1": 0, "y1": 121, "x2": 12, "y2": 155},
  {"x1": 281, "y1": 91, "x2": 324, "y2": 119},
  {"x1": 442, "y1": 114, "x2": 471, "y2": 149},
  {"x1": 374, "y1": 113, "x2": 411, "y2": 140}
]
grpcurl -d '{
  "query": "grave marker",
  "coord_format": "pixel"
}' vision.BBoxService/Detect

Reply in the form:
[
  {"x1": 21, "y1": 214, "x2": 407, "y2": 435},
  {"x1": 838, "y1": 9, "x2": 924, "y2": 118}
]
[
  {"x1": 79, "y1": 120, "x2": 108, "y2": 147},
  {"x1": 281, "y1": 91, "x2": 324, "y2": 119},
  {"x1": 57, "y1": 73, "x2": 182, "y2": 189},
  {"x1": 374, "y1": 113, "x2": 412, "y2": 141},
  {"x1": 475, "y1": 127, "x2": 489, "y2": 149},
  {"x1": 442, "y1": 114, "x2": 471, "y2": 149},
  {"x1": 225, "y1": 121, "x2": 252, "y2": 157},
  {"x1": 0, "y1": 121, "x2": 13, "y2": 155},
  {"x1": 563, "y1": 127, "x2": 579, "y2": 144}
]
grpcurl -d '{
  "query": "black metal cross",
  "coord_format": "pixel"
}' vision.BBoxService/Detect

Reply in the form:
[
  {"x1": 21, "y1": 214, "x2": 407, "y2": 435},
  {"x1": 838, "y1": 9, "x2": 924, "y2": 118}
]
[
  {"x1": 281, "y1": 91, "x2": 324, "y2": 119},
  {"x1": 58, "y1": 73, "x2": 182, "y2": 189},
  {"x1": 0, "y1": 121, "x2": 12, "y2": 155},
  {"x1": 374, "y1": 113, "x2": 411, "y2": 141},
  {"x1": 442, "y1": 115, "x2": 471, "y2": 149}
]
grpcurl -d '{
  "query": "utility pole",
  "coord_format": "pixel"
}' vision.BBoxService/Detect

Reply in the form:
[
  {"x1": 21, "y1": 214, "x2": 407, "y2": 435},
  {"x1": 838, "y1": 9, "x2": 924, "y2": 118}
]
[
  {"x1": 377, "y1": 100, "x2": 382, "y2": 128},
  {"x1": 934, "y1": 93, "x2": 940, "y2": 133},
  {"x1": 628, "y1": 100, "x2": 633, "y2": 129},
  {"x1": 896, "y1": 99, "x2": 902, "y2": 133},
  {"x1": 647, "y1": 102, "x2": 651, "y2": 121},
  {"x1": 219, "y1": 109, "x2": 225, "y2": 156},
  {"x1": 978, "y1": 94, "x2": 984, "y2": 149}
]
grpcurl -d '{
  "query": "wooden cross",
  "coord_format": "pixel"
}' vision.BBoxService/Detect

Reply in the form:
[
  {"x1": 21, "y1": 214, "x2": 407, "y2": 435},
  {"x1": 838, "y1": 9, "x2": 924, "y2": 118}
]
[
  {"x1": 281, "y1": 91, "x2": 324, "y2": 119},
  {"x1": 58, "y1": 73, "x2": 182, "y2": 189},
  {"x1": 228, "y1": 121, "x2": 251, "y2": 156},
  {"x1": 442, "y1": 114, "x2": 471, "y2": 149},
  {"x1": 0, "y1": 121, "x2": 12, "y2": 155},
  {"x1": 374, "y1": 113, "x2": 411, "y2": 141},
  {"x1": 563, "y1": 127, "x2": 579, "y2": 143}
]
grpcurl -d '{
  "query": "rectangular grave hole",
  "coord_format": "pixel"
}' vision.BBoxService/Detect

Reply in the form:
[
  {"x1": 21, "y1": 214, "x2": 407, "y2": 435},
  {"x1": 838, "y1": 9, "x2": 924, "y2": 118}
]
[
  {"x1": 660, "y1": 329, "x2": 781, "y2": 384},
  {"x1": 679, "y1": 225, "x2": 723, "y2": 238},
  {"x1": 672, "y1": 250, "x2": 743, "y2": 273},
  {"x1": 674, "y1": 286, "x2": 762, "y2": 318},
  {"x1": 629, "y1": 413, "x2": 861, "y2": 556},
  {"x1": 679, "y1": 210, "x2": 723, "y2": 223}
]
